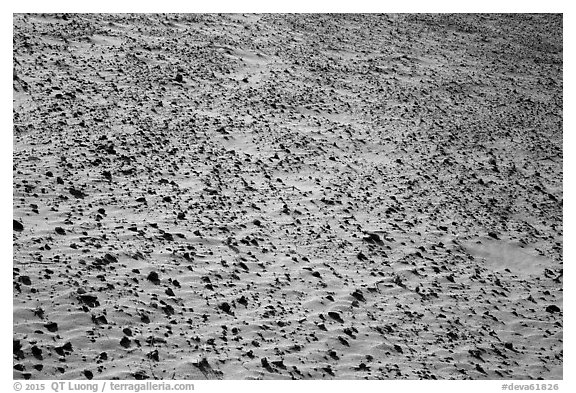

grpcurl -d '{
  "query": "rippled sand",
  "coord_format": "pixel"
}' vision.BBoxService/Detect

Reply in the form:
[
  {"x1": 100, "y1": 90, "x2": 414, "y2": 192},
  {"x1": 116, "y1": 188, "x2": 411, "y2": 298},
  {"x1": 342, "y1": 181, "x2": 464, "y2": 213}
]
[{"x1": 13, "y1": 13, "x2": 562, "y2": 380}]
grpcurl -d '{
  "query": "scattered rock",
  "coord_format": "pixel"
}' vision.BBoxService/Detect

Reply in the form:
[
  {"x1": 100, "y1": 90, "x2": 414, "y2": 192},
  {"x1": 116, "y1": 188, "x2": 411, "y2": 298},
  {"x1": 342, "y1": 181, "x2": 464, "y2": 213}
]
[
  {"x1": 328, "y1": 311, "x2": 344, "y2": 323},
  {"x1": 13, "y1": 340, "x2": 24, "y2": 359},
  {"x1": 103, "y1": 253, "x2": 118, "y2": 263},
  {"x1": 261, "y1": 357, "x2": 274, "y2": 372},
  {"x1": 55, "y1": 342, "x2": 73, "y2": 356},
  {"x1": 78, "y1": 294, "x2": 100, "y2": 308},
  {"x1": 147, "y1": 349, "x2": 159, "y2": 361},
  {"x1": 120, "y1": 336, "x2": 131, "y2": 348},
  {"x1": 31, "y1": 345, "x2": 43, "y2": 360},
  {"x1": 218, "y1": 302, "x2": 233, "y2": 315},
  {"x1": 91, "y1": 314, "x2": 108, "y2": 325},
  {"x1": 193, "y1": 358, "x2": 223, "y2": 379},
  {"x1": 147, "y1": 271, "x2": 160, "y2": 284},
  {"x1": 11, "y1": 13, "x2": 563, "y2": 381},
  {"x1": 13, "y1": 220, "x2": 24, "y2": 232},
  {"x1": 351, "y1": 289, "x2": 366, "y2": 302},
  {"x1": 363, "y1": 233, "x2": 384, "y2": 246},
  {"x1": 69, "y1": 188, "x2": 86, "y2": 199}
]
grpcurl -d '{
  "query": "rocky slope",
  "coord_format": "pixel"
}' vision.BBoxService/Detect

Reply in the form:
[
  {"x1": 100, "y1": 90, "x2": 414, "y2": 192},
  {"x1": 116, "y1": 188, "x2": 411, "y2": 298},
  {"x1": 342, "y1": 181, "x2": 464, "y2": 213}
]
[{"x1": 13, "y1": 13, "x2": 562, "y2": 380}]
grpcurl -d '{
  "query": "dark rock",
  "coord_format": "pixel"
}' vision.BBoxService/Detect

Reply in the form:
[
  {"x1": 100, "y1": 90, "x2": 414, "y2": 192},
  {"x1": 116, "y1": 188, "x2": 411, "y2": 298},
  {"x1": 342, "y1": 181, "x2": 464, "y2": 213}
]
[
  {"x1": 91, "y1": 314, "x2": 108, "y2": 325},
  {"x1": 351, "y1": 289, "x2": 366, "y2": 302},
  {"x1": 147, "y1": 349, "x2": 159, "y2": 361},
  {"x1": 475, "y1": 364, "x2": 487, "y2": 374},
  {"x1": 120, "y1": 336, "x2": 131, "y2": 348},
  {"x1": 447, "y1": 331, "x2": 459, "y2": 341},
  {"x1": 13, "y1": 220, "x2": 24, "y2": 232},
  {"x1": 238, "y1": 261, "x2": 249, "y2": 271},
  {"x1": 69, "y1": 188, "x2": 86, "y2": 199},
  {"x1": 219, "y1": 302, "x2": 233, "y2": 315},
  {"x1": 363, "y1": 233, "x2": 384, "y2": 246},
  {"x1": 31, "y1": 345, "x2": 43, "y2": 360},
  {"x1": 193, "y1": 357, "x2": 223, "y2": 378},
  {"x1": 488, "y1": 232, "x2": 499, "y2": 239},
  {"x1": 546, "y1": 305, "x2": 561, "y2": 313},
  {"x1": 343, "y1": 327, "x2": 357, "y2": 338},
  {"x1": 393, "y1": 275, "x2": 405, "y2": 287},
  {"x1": 78, "y1": 294, "x2": 100, "y2": 308},
  {"x1": 132, "y1": 370, "x2": 149, "y2": 380},
  {"x1": 14, "y1": 340, "x2": 24, "y2": 359},
  {"x1": 162, "y1": 304, "x2": 175, "y2": 315},
  {"x1": 147, "y1": 271, "x2": 160, "y2": 284},
  {"x1": 271, "y1": 359, "x2": 286, "y2": 369},
  {"x1": 103, "y1": 253, "x2": 118, "y2": 263},
  {"x1": 102, "y1": 170, "x2": 112, "y2": 180},
  {"x1": 238, "y1": 296, "x2": 248, "y2": 306},
  {"x1": 328, "y1": 311, "x2": 344, "y2": 323},
  {"x1": 469, "y1": 349, "x2": 484, "y2": 361},
  {"x1": 261, "y1": 357, "x2": 274, "y2": 372},
  {"x1": 55, "y1": 342, "x2": 73, "y2": 356}
]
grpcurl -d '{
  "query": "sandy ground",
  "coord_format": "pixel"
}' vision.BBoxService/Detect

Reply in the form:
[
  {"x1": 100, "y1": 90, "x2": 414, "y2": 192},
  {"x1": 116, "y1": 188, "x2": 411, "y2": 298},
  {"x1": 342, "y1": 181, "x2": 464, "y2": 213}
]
[{"x1": 13, "y1": 14, "x2": 562, "y2": 380}]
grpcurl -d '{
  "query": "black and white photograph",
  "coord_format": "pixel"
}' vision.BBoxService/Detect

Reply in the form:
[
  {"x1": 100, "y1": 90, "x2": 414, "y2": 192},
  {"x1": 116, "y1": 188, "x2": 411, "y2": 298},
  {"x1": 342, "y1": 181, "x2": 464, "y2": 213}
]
[{"x1": 9, "y1": 2, "x2": 569, "y2": 388}]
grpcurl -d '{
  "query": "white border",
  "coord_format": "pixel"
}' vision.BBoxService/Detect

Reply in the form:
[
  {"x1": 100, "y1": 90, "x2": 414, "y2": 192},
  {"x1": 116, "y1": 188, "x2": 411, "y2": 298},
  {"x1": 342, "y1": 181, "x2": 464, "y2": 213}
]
[{"x1": 3, "y1": 2, "x2": 572, "y2": 392}]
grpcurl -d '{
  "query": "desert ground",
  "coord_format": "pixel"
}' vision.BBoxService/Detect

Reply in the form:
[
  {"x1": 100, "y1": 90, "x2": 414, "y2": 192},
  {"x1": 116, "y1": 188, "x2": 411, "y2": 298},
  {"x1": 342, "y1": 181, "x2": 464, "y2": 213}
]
[{"x1": 13, "y1": 13, "x2": 562, "y2": 380}]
